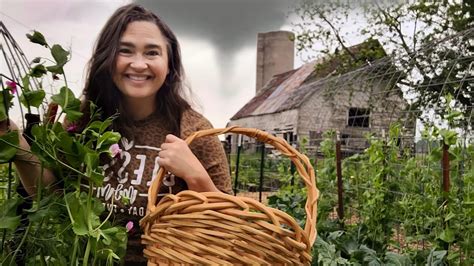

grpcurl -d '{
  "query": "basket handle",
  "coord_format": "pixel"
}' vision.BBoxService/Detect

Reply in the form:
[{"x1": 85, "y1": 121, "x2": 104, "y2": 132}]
[{"x1": 146, "y1": 126, "x2": 319, "y2": 245}]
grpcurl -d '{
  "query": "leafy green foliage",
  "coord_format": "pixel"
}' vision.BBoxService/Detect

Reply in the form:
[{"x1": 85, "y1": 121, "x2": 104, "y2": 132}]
[
  {"x1": 26, "y1": 31, "x2": 48, "y2": 47},
  {"x1": 50, "y1": 44, "x2": 69, "y2": 66},
  {"x1": 1, "y1": 31, "x2": 126, "y2": 265},
  {"x1": 0, "y1": 131, "x2": 19, "y2": 163},
  {"x1": 51, "y1": 86, "x2": 82, "y2": 121},
  {"x1": 0, "y1": 90, "x2": 14, "y2": 121},
  {"x1": 20, "y1": 90, "x2": 45, "y2": 108},
  {"x1": 263, "y1": 120, "x2": 472, "y2": 265},
  {"x1": 29, "y1": 64, "x2": 47, "y2": 78},
  {"x1": 0, "y1": 198, "x2": 22, "y2": 230},
  {"x1": 344, "y1": 124, "x2": 404, "y2": 253},
  {"x1": 268, "y1": 186, "x2": 307, "y2": 228},
  {"x1": 47, "y1": 44, "x2": 70, "y2": 74},
  {"x1": 229, "y1": 150, "x2": 290, "y2": 191}
]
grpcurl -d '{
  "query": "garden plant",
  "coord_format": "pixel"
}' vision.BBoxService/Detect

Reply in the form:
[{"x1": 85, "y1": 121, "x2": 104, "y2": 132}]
[{"x1": 1, "y1": 31, "x2": 127, "y2": 265}]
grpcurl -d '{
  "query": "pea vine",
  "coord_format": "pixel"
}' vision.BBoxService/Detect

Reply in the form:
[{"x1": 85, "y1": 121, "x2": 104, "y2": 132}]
[{"x1": 0, "y1": 31, "x2": 127, "y2": 265}]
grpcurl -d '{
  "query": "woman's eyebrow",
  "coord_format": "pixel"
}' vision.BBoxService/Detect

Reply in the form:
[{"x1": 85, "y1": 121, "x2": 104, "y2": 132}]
[
  {"x1": 119, "y1": 42, "x2": 163, "y2": 50},
  {"x1": 119, "y1": 41, "x2": 134, "y2": 47},
  {"x1": 145, "y1": 44, "x2": 163, "y2": 51}
]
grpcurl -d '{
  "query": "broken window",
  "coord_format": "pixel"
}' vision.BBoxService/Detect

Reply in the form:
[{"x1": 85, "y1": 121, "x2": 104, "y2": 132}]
[{"x1": 348, "y1": 108, "x2": 370, "y2": 128}]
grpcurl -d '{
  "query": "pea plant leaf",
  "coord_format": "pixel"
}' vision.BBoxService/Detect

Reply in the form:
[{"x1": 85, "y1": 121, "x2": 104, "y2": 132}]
[
  {"x1": 439, "y1": 228, "x2": 455, "y2": 243},
  {"x1": 0, "y1": 91, "x2": 14, "y2": 121},
  {"x1": 0, "y1": 198, "x2": 23, "y2": 230},
  {"x1": 97, "y1": 131, "x2": 121, "y2": 151},
  {"x1": 78, "y1": 148, "x2": 103, "y2": 184},
  {"x1": 57, "y1": 131, "x2": 85, "y2": 168},
  {"x1": 21, "y1": 75, "x2": 31, "y2": 92},
  {"x1": 0, "y1": 131, "x2": 19, "y2": 163},
  {"x1": 51, "y1": 44, "x2": 69, "y2": 66},
  {"x1": 30, "y1": 64, "x2": 48, "y2": 77},
  {"x1": 65, "y1": 192, "x2": 104, "y2": 236},
  {"x1": 51, "y1": 86, "x2": 82, "y2": 121},
  {"x1": 46, "y1": 64, "x2": 64, "y2": 74},
  {"x1": 45, "y1": 44, "x2": 70, "y2": 74},
  {"x1": 20, "y1": 89, "x2": 46, "y2": 108},
  {"x1": 27, "y1": 194, "x2": 63, "y2": 223},
  {"x1": 87, "y1": 118, "x2": 114, "y2": 135},
  {"x1": 26, "y1": 30, "x2": 48, "y2": 47}
]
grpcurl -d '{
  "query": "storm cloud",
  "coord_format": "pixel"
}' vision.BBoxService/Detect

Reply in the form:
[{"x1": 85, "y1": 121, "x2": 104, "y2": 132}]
[{"x1": 137, "y1": 0, "x2": 295, "y2": 54}]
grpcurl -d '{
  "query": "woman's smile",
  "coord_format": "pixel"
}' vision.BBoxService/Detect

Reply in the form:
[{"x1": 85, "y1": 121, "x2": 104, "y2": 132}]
[{"x1": 125, "y1": 74, "x2": 152, "y2": 81}]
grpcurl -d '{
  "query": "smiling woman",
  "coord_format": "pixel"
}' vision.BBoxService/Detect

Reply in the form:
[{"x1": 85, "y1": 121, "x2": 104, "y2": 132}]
[
  {"x1": 73, "y1": 4, "x2": 234, "y2": 264},
  {"x1": 1, "y1": 3, "x2": 232, "y2": 265}
]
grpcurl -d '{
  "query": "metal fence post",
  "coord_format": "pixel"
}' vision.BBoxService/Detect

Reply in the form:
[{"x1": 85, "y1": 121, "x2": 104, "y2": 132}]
[
  {"x1": 336, "y1": 132, "x2": 344, "y2": 225},
  {"x1": 259, "y1": 142, "x2": 265, "y2": 202},
  {"x1": 441, "y1": 141, "x2": 451, "y2": 251},
  {"x1": 290, "y1": 138, "x2": 296, "y2": 189},
  {"x1": 233, "y1": 135, "x2": 243, "y2": 196},
  {"x1": 442, "y1": 142, "x2": 450, "y2": 200}
]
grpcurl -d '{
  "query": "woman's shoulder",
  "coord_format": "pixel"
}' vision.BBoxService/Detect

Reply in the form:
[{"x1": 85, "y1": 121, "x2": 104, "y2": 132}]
[{"x1": 180, "y1": 108, "x2": 213, "y2": 138}]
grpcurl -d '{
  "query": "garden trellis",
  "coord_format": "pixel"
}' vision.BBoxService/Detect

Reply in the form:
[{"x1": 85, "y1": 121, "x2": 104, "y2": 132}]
[
  {"x1": 1, "y1": 21, "x2": 46, "y2": 129},
  {"x1": 1, "y1": 22, "x2": 45, "y2": 264},
  {"x1": 229, "y1": 27, "x2": 473, "y2": 265}
]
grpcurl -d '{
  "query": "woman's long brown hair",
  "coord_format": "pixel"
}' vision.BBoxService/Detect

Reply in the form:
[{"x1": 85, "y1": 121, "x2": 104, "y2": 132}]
[{"x1": 81, "y1": 4, "x2": 190, "y2": 137}]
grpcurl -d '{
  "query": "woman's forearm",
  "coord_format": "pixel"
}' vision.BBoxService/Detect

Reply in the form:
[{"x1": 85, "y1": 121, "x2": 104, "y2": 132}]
[
  {"x1": 184, "y1": 171, "x2": 221, "y2": 193},
  {"x1": 13, "y1": 132, "x2": 56, "y2": 196},
  {"x1": 1, "y1": 119, "x2": 56, "y2": 195}
]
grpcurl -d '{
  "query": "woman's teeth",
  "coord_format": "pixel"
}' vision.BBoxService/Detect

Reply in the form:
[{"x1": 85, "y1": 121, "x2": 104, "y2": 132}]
[{"x1": 127, "y1": 75, "x2": 149, "y2": 81}]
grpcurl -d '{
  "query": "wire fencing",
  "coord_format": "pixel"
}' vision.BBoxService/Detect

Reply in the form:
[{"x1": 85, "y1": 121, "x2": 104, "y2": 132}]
[{"x1": 227, "y1": 28, "x2": 473, "y2": 263}]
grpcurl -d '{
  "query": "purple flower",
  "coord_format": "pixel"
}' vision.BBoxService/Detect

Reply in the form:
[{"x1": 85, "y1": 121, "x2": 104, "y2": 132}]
[
  {"x1": 66, "y1": 123, "x2": 78, "y2": 133},
  {"x1": 6, "y1": 81, "x2": 17, "y2": 94},
  {"x1": 126, "y1": 221, "x2": 134, "y2": 232},
  {"x1": 109, "y1": 143, "x2": 122, "y2": 158}
]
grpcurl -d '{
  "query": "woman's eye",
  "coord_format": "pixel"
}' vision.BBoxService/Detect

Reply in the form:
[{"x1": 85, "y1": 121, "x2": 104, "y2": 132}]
[
  {"x1": 119, "y1": 48, "x2": 132, "y2": 54},
  {"x1": 147, "y1": 50, "x2": 160, "y2": 56}
]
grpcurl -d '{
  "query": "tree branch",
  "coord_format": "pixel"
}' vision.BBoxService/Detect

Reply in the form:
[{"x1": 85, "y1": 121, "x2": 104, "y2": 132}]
[
  {"x1": 317, "y1": 9, "x2": 357, "y2": 61},
  {"x1": 413, "y1": 12, "x2": 419, "y2": 51}
]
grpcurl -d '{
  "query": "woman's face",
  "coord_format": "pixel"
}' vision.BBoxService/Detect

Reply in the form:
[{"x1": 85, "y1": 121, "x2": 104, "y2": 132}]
[{"x1": 113, "y1": 21, "x2": 169, "y2": 108}]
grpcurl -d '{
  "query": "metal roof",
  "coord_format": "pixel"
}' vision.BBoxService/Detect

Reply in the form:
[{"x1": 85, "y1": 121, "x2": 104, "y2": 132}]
[
  {"x1": 230, "y1": 62, "x2": 315, "y2": 120},
  {"x1": 230, "y1": 39, "x2": 388, "y2": 121}
]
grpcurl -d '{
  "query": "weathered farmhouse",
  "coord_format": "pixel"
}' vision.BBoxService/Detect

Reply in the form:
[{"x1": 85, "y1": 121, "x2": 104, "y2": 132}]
[{"x1": 227, "y1": 31, "x2": 415, "y2": 154}]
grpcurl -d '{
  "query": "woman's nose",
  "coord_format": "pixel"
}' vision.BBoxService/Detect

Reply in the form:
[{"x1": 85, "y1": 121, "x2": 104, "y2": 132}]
[{"x1": 130, "y1": 56, "x2": 148, "y2": 70}]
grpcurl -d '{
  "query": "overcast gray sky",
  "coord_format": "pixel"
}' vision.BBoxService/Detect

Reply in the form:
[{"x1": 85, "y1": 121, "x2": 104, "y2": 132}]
[
  {"x1": 1, "y1": 0, "x2": 302, "y2": 128},
  {"x1": 139, "y1": 0, "x2": 298, "y2": 97}
]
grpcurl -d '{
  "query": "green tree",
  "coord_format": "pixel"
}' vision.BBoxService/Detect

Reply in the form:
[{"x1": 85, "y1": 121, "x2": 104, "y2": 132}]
[{"x1": 293, "y1": 0, "x2": 473, "y2": 128}]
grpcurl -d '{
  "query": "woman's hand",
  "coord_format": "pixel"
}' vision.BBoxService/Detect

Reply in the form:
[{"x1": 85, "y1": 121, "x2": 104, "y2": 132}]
[{"x1": 158, "y1": 134, "x2": 219, "y2": 192}]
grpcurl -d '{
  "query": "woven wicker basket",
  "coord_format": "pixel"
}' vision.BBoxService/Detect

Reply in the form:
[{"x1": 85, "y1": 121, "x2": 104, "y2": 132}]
[{"x1": 140, "y1": 126, "x2": 319, "y2": 265}]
